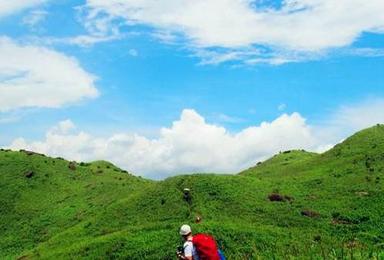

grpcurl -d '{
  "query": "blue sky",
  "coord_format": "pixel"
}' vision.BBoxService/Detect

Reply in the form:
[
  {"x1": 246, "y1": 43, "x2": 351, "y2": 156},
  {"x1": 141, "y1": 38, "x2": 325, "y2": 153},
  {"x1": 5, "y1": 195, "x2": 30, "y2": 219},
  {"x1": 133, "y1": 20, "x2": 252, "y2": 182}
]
[{"x1": 1, "y1": 0, "x2": 384, "y2": 178}]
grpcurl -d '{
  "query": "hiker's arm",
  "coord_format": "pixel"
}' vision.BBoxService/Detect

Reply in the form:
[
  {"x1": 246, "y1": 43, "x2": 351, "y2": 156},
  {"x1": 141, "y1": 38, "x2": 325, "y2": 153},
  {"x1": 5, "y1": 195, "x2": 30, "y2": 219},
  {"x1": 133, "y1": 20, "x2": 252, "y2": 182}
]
[{"x1": 183, "y1": 242, "x2": 193, "y2": 260}]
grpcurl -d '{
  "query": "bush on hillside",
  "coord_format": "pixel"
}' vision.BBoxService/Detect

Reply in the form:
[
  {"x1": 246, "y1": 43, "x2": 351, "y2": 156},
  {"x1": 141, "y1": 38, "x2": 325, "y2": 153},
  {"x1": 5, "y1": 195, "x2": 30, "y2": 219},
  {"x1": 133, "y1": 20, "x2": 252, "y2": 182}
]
[
  {"x1": 268, "y1": 193, "x2": 293, "y2": 202},
  {"x1": 301, "y1": 210, "x2": 320, "y2": 218},
  {"x1": 68, "y1": 162, "x2": 77, "y2": 171},
  {"x1": 24, "y1": 170, "x2": 34, "y2": 178}
]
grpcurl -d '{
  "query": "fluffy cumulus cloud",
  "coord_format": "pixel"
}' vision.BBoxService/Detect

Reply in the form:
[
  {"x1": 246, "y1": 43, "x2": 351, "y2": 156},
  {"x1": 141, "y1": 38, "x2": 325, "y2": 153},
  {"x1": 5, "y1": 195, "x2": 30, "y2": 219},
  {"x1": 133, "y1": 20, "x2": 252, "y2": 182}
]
[
  {"x1": 0, "y1": 0, "x2": 47, "y2": 17},
  {"x1": 0, "y1": 37, "x2": 98, "y2": 112},
  {"x1": 84, "y1": 0, "x2": 384, "y2": 63},
  {"x1": 9, "y1": 99, "x2": 384, "y2": 179},
  {"x1": 9, "y1": 109, "x2": 320, "y2": 179}
]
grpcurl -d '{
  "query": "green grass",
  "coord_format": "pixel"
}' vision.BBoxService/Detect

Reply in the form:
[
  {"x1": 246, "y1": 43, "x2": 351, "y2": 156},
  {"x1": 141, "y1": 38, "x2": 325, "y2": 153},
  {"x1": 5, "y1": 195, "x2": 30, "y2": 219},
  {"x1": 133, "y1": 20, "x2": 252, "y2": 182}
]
[{"x1": 1, "y1": 125, "x2": 384, "y2": 259}]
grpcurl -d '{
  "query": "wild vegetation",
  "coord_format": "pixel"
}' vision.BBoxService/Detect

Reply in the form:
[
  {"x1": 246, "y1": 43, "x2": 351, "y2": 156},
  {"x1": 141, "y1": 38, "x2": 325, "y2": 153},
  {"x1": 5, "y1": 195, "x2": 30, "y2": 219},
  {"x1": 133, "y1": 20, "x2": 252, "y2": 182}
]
[{"x1": 1, "y1": 125, "x2": 384, "y2": 259}]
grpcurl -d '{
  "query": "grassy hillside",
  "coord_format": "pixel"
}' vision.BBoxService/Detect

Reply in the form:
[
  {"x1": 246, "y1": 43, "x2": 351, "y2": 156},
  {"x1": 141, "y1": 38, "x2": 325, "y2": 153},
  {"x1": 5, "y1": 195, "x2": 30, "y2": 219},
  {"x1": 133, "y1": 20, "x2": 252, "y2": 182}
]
[{"x1": 1, "y1": 125, "x2": 384, "y2": 259}]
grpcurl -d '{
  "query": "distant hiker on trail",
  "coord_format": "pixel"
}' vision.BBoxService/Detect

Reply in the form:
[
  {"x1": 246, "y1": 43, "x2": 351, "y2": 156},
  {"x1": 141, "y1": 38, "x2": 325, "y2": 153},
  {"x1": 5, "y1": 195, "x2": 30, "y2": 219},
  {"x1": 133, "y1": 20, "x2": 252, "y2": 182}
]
[{"x1": 177, "y1": 224, "x2": 225, "y2": 260}]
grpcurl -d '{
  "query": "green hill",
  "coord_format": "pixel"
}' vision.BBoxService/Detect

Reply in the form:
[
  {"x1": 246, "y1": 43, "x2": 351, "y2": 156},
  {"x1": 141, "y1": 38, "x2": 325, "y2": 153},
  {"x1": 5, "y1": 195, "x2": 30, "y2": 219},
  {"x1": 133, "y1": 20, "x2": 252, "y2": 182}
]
[{"x1": 1, "y1": 125, "x2": 384, "y2": 259}]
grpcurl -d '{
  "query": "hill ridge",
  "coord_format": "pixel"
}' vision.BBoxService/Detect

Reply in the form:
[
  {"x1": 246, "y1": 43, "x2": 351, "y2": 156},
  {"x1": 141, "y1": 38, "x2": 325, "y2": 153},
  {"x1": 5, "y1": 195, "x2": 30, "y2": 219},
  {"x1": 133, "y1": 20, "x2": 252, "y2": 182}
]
[{"x1": 1, "y1": 125, "x2": 384, "y2": 258}]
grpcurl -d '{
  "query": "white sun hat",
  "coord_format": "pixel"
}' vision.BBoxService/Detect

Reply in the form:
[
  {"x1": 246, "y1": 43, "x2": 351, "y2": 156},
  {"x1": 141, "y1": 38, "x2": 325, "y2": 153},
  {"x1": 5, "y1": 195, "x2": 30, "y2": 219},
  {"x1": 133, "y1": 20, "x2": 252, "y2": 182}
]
[{"x1": 179, "y1": 224, "x2": 192, "y2": 235}]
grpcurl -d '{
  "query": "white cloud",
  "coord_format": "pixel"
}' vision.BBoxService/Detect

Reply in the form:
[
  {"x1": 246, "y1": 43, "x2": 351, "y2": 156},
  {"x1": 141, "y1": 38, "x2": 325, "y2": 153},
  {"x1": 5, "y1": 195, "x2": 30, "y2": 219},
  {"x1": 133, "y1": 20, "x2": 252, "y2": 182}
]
[
  {"x1": 321, "y1": 98, "x2": 384, "y2": 136},
  {"x1": 128, "y1": 49, "x2": 138, "y2": 57},
  {"x1": 59, "y1": 6, "x2": 124, "y2": 47},
  {"x1": 84, "y1": 0, "x2": 384, "y2": 64},
  {"x1": 51, "y1": 119, "x2": 76, "y2": 134},
  {"x1": 307, "y1": 98, "x2": 384, "y2": 149},
  {"x1": 8, "y1": 109, "x2": 318, "y2": 179},
  {"x1": 65, "y1": 33, "x2": 122, "y2": 47},
  {"x1": 8, "y1": 99, "x2": 384, "y2": 179},
  {"x1": 278, "y1": 103, "x2": 287, "y2": 111},
  {"x1": 342, "y1": 48, "x2": 384, "y2": 58},
  {"x1": 22, "y1": 9, "x2": 48, "y2": 28},
  {"x1": 0, "y1": 114, "x2": 20, "y2": 124},
  {"x1": 0, "y1": 0, "x2": 47, "y2": 17},
  {"x1": 0, "y1": 37, "x2": 98, "y2": 112},
  {"x1": 214, "y1": 113, "x2": 244, "y2": 124}
]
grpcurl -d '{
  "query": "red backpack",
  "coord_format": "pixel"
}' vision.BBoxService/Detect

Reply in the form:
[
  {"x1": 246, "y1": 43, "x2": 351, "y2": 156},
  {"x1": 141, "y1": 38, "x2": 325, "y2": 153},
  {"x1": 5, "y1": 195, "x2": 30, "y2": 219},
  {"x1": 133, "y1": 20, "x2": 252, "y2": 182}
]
[{"x1": 192, "y1": 234, "x2": 220, "y2": 260}]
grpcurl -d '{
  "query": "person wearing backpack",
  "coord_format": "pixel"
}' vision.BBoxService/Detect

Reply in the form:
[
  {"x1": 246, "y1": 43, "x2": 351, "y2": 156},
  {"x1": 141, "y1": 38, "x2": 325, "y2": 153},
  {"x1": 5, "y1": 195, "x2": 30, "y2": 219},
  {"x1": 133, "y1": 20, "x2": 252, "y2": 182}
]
[{"x1": 177, "y1": 224, "x2": 225, "y2": 260}]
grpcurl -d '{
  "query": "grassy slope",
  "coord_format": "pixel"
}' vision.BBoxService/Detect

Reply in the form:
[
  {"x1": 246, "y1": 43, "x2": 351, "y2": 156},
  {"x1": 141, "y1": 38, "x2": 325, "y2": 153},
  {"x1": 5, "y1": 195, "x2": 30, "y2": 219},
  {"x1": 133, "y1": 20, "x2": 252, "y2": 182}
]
[{"x1": 1, "y1": 125, "x2": 384, "y2": 259}]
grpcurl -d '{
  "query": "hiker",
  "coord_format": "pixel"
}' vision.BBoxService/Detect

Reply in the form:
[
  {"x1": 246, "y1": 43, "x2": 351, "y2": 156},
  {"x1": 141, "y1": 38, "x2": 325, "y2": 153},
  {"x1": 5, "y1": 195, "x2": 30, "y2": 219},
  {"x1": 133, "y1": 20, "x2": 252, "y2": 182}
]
[
  {"x1": 183, "y1": 188, "x2": 192, "y2": 204},
  {"x1": 177, "y1": 224, "x2": 225, "y2": 260}
]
